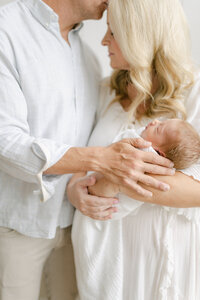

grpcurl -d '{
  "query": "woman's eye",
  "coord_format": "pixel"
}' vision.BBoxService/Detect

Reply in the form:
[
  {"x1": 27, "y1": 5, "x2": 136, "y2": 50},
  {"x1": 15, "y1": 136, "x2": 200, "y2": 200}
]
[{"x1": 110, "y1": 31, "x2": 114, "y2": 37}]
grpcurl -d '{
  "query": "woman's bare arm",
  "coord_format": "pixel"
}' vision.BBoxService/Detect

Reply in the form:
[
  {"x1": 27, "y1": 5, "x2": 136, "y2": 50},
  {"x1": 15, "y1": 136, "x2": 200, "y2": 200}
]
[{"x1": 88, "y1": 172, "x2": 200, "y2": 208}]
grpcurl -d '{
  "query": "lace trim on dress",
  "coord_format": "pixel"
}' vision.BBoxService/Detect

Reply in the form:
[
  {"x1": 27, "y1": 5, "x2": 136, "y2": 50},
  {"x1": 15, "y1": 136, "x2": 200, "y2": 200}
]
[{"x1": 159, "y1": 213, "x2": 185, "y2": 299}]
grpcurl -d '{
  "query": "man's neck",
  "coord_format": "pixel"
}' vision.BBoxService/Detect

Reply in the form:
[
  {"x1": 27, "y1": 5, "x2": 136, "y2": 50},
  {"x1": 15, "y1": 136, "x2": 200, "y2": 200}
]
[{"x1": 42, "y1": 0, "x2": 82, "y2": 42}]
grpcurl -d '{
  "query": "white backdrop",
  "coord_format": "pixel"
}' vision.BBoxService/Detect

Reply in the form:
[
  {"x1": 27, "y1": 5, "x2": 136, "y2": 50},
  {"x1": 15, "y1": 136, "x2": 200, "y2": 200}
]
[{"x1": 0, "y1": 0, "x2": 200, "y2": 77}]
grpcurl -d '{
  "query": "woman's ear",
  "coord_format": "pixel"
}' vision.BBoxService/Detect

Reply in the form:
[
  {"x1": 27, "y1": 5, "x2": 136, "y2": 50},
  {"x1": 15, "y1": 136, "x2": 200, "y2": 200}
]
[{"x1": 154, "y1": 147, "x2": 166, "y2": 157}]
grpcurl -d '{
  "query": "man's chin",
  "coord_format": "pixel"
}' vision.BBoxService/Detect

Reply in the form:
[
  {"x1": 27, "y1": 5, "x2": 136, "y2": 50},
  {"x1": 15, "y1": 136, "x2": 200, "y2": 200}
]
[
  {"x1": 95, "y1": 12, "x2": 105, "y2": 20},
  {"x1": 94, "y1": 6, "x2": 107, "y2": 19},
  {"x1": 86, "y1": 7, "x2": 106, "y2": 21}
]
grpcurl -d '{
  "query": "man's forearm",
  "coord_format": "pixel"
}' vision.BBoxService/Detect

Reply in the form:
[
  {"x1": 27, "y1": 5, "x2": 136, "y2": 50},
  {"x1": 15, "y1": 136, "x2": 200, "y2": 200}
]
[
  {"x1": 44, "y1": 146, "x2": 103, "y2": 175},
  {"x1": 44, "y1": 138, "x2": 176, "y2": 198}
]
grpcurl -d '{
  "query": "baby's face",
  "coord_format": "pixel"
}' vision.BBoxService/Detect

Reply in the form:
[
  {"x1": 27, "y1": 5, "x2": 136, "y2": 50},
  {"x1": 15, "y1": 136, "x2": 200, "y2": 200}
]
[{"x1": 141, "y1": 119, "x2": 181, "y2": 151}]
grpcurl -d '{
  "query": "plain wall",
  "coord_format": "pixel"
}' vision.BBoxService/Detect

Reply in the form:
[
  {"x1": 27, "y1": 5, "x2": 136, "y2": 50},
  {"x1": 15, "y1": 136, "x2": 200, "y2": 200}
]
[{"x1": 0, "y1": 0, "x2": 200, "y2": 77}]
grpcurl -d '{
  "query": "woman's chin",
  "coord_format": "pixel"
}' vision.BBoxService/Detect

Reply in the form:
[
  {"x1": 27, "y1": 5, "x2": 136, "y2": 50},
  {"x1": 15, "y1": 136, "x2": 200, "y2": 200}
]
[{"x1": 110, "y1": 61, "x2": 118, "y2": 69}]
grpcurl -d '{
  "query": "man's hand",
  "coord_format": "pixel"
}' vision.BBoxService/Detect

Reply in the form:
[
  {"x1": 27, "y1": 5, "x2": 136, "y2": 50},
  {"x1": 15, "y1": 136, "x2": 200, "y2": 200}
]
[
  {"x1": 67, "y1": 174, "x2": 118, "y2": 220},
  {"x1": 46, "y1": 137, "x2": 174, "y2": 198},
  {"x1": 93, "y1": 138, "x2": 175, "y2": 197}
]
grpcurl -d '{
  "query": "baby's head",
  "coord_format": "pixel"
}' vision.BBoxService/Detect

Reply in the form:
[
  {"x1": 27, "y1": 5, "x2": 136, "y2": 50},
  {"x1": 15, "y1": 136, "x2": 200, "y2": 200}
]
[{"x1": 141, "y1": 119, "x2": 200, "y2": 169}]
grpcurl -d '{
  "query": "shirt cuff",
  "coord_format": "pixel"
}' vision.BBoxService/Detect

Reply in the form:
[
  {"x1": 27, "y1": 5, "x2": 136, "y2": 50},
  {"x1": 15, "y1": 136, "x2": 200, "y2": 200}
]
[{"x1": 32, "y1": 139, "x2": 71, "y2": 202}]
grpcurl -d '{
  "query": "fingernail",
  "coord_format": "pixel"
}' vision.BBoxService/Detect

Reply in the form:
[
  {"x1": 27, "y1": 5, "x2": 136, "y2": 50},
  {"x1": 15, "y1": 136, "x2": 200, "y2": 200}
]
[
  {"x1": 170, "y1": 162, "x2": 174, "y2": 168},
  {"x1": 114, "y1": 200, "x2": 119, "y2": 204},
  {"x1": 162, "y1": 184, "x2": 170, "y2": 191},
  {"x1": 113, "y1": 207, "x2": 118, "y2": 212},
  {"x1": 169, "y1": 168, "x2": 175, "y2": 175}
]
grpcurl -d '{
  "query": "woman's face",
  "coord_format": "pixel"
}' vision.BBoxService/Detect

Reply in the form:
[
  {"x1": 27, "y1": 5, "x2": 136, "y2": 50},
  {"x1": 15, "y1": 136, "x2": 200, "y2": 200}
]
[{"x1": 102, "y1": 18, "x2": 130, "y2": 70}]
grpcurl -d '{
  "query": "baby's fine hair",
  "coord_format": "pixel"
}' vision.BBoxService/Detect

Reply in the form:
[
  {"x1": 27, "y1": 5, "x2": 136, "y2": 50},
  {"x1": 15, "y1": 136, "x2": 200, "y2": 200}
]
[{"x1": 165, "y1": 121, "x2": 200, "y2": 169}]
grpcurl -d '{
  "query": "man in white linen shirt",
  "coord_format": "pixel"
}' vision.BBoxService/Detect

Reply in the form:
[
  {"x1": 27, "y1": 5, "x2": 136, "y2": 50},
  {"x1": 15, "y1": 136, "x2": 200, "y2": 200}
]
[{"x1": 0, "y1": 0, "x2": 174, "y2": 299}]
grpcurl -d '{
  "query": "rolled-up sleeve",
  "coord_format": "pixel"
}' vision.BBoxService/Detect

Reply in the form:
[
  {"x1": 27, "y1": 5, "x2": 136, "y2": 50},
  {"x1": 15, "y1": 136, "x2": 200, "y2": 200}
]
[{"x1": 0, "y1": 53, "x2": 71, "y2": 202}]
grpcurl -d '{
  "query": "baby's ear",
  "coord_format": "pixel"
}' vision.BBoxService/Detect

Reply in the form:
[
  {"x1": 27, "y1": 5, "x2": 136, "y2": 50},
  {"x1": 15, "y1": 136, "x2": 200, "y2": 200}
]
[{"x1": 154, "y1": 147, "x2": 166, "y2": 157}]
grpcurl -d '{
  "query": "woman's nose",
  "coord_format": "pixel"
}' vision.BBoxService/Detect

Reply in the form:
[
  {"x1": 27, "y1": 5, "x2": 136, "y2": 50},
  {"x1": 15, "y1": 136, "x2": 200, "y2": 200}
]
[{"x1": 101, "y1": 31, "x2": 109, "y2": 46}]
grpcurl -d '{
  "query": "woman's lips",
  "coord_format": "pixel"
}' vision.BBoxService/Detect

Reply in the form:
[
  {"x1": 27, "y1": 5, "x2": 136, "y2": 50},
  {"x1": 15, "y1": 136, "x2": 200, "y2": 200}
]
[{"x1": 103, "y1": 1, "x2": 108, "y2": 8}]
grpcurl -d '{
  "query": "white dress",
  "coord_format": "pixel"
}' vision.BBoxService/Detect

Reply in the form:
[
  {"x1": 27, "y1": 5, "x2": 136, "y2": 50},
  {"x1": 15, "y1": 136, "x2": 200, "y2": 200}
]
[{"x1": 72, "y1": 77, "x2": 200, "y2": 300}]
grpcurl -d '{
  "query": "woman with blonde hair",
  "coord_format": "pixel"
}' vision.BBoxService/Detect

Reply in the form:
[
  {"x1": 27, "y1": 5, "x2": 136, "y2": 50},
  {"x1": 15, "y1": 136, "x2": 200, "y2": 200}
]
[{"x1": 68, "y1": 0, "x2": 200, "y2": 299}]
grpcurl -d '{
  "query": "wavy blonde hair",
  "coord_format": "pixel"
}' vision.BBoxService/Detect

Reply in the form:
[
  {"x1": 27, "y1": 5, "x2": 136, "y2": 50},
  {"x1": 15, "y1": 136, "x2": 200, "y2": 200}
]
[{"x1": 108, "y1": 0, "x2": 194, "y2": 120}]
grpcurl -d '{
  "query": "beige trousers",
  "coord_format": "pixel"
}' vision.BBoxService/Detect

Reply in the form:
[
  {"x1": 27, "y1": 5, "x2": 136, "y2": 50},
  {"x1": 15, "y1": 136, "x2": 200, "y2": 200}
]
[{"x1": 0, "y1": 226, "x2": 77, "y2": 300}]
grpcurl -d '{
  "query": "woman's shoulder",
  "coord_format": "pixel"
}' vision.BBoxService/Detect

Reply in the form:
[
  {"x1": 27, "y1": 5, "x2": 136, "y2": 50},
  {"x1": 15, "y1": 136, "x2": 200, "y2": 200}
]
[
  {"x1": 185, "y1": 70, "x2": 200, "y2": 133},
  {"x1": 187, "y1": 70, "x2": 200, "y2": 97}
]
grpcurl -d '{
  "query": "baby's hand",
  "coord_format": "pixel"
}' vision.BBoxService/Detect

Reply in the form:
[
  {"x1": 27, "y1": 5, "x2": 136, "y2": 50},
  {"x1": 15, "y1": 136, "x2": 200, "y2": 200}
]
[{"x1": 88, "y1": 173, "x2": 120, "y2": 198}]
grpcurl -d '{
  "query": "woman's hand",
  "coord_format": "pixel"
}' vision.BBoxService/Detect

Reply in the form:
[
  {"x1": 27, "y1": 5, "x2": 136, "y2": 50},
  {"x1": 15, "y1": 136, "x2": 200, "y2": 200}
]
[{"x1": 66, "y1": 173, "x2": 119, "y2": 220}]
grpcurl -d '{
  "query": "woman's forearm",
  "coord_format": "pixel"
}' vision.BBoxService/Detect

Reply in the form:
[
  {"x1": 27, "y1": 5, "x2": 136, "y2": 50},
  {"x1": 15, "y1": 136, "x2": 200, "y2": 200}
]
[{"x1": 90, "y1": 172, "x2": 200, "y2": 208}]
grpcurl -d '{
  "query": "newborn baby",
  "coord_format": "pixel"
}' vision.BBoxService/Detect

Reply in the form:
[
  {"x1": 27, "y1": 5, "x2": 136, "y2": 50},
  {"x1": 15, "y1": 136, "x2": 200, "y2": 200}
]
[
  {"x1": 89, "y1": 118, "x2": 200, "y2": 200},
  {"x1": 141, "y1": 118, "x2": 200, "y2": 169}
]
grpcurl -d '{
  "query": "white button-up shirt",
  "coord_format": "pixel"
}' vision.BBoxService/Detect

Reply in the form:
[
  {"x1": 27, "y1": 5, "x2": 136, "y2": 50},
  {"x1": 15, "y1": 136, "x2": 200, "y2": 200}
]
[{"x1": 0, "y1": 0, "x2": 101, "y2": 238}]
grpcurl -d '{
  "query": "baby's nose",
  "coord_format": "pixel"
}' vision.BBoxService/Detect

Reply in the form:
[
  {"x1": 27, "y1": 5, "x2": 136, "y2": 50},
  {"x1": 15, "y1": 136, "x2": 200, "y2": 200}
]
[
  {"x1": 149, "y1": 120, "x2": 157, "y2": 126},
  {"x1": 153, "y1": 119, "x2": 161, "y2": 125}
]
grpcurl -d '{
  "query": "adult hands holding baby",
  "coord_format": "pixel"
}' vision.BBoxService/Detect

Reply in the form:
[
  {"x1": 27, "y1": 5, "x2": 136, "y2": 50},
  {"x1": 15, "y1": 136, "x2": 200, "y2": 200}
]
[
  {"x1": 67, "y1": 172, "x2": 118, "y2": 220},
  {"x1": 97, "y1": 137, "x2": 174, "y2": 197},
  {"x1": 67, "y1": 137, "x2": 174, "y2": 220}
]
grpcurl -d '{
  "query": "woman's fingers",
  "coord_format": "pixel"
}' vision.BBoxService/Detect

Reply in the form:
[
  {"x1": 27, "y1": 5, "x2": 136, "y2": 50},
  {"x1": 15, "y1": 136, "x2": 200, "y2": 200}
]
[
  {"x1": 78, "y1": 195, "x2": 118, "y2": 219},
  {"x1": 67, "y1": 174, "x2": 119, "y2": 220},
  {"x1": 78, "y1": 174, "x2": 97, "y2": 187},
  {"x1": 87, "y1": 207, "x2": 118, "y2": 221},
  {"x1": 85, "y1": 195, "x2": 118, "y2": 207}
]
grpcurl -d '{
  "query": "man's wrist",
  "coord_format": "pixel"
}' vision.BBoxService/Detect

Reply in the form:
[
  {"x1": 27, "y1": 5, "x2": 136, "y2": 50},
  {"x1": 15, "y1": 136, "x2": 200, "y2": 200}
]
[{"x1": 63, "y1": 146, "x2": 105, "y2": 173}]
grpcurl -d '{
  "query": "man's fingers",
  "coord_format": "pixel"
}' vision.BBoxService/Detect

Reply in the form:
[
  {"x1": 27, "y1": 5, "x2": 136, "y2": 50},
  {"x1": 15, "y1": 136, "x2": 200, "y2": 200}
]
[
  {"x1": 122, "y1": 178, "x2": 153, "y2": 197},
  {"x1": 136, "y1": 172, "x2": 170, "y2": 191},
  {"x1": 143, "y1": 162, "x2": 175, "y2": 176},
  {"x1": 142, "y1": 152, "x2": 174, "y2": 168},
  {"x1": 128, "y1": 137, "x2": 152, "y2": 149}
]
